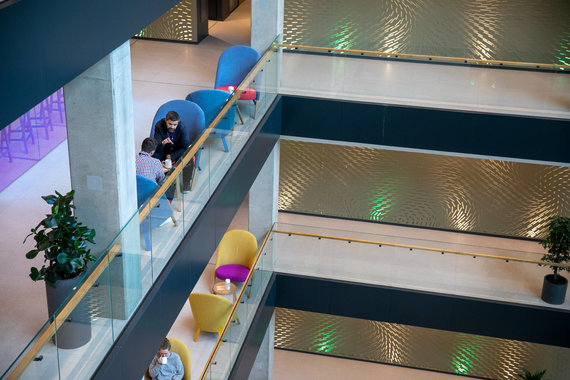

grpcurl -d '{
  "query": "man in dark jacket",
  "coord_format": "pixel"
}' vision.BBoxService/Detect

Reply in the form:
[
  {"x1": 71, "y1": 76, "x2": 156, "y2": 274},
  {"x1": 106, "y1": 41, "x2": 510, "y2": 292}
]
[
  {"x1": 152, "y1": 110, "x2": 194, "y2": 192},
  {"x1": 152, "y1": 110, "x2": 191, "y2": 162}
]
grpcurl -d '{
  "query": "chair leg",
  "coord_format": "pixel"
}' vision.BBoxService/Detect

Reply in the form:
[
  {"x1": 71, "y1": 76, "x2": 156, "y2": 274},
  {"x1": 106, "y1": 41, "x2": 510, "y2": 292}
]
[
  {"x1": 195, "y1": 148, "x2": 202, "y2": 171},
  {"x1": 143, "y1": 224, "x2": 151, "y2": 251},
  {"x1": 253, "y1": 100, "x2": 257, "y2": 120},
  {"x1": 235, "y1": 103, "x2": 244, "y2": 124},
  {"x1": 190, "y1": 166, "x2": 198, "y2": 191},
  {"x1": 248, "y1": 270, "x2": 255, "y2": 298},
  {"x1": 221, "y1": 136, "x2": 229, "y2": 152},
  {"x1": 193, "y1": 328, "x2": 201, "y2": 342}
]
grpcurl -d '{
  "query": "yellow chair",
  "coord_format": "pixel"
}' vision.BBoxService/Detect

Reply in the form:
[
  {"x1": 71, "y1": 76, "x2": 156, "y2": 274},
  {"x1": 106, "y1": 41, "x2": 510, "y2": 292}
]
[
  {"x1": 189, "y1": 293, "x2": 233, "y2": 342},
  {"x1": 145, "y1": 336, "x2": 191, "y2": 380},
  {"x1": 213, "y1": 229, "x2": 258, "y2": 286}
]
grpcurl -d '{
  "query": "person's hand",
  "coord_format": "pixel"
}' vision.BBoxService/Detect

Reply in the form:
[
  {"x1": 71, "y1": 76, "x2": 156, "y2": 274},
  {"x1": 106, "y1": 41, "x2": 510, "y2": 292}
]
[{"x1": 162, "y1": 137, "x2": 173, "y2": 145}]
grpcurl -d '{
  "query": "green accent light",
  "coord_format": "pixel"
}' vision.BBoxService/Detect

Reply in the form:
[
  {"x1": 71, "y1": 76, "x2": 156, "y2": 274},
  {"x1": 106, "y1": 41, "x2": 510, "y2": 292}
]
[
  {"x1": 313, "y1": 323, "x2": 338, "y2": 353},
  {"x1": 369, "y1": 188, "x2": 392, "y2": 221}
]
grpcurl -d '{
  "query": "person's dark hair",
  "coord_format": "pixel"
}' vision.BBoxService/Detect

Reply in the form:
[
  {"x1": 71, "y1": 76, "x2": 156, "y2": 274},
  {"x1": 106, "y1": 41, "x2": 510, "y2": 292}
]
[
  {"x1": 141, "y1": 137, "x2": 158, "y2": 153},
  {"x1": 165, "y1": 111, "x2": 180, "y2": 122},
  {"x1": 160, "y1": 338, "x2": 171, "y2": 351}
]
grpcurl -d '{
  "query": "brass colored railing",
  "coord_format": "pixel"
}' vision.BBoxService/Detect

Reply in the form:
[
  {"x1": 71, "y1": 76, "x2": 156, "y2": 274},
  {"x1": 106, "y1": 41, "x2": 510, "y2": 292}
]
[
  {"x1": 7, "y1": 244, "x2": 122, "y2": 380},
  {"x1": 272, "y1": 229, "x2": 570, "y2": 269},
  {"x1": 199, "y1": 229, "x2": 273, "y2": 380},
  {"x1": 7, "y1": 42, "x2": 277, "y2": 380},
  {"x1": 277, "y1": 43, "x2": 568, "y2": 71},
  {"x1": 139, "y1": 43, "x2": 276, "y2": 223}
]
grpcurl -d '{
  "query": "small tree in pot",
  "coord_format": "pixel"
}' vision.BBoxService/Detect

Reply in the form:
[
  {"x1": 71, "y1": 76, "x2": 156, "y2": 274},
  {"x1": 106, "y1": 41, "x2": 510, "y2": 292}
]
[
  {"x1": 539, "y1": 215, "x2": 570, "y2": 305},
  {"x1": 24, "y1": 190, "x2": 96, "y2": 348},
  {"x1": 25, "y1": 190, "x2": 96, "y2": 286}
]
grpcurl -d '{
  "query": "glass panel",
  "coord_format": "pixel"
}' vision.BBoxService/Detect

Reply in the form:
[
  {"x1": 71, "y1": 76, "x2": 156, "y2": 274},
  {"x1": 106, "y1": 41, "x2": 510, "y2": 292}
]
[
  {"x1": 0, "y1": 88, "x2": 67, "y2": 193},
  {"x1": 6, "y1": 36, "x2": 282, "y2": 380},
  {"x1": 200, "y1": 231, "x2": 276, "y2": 379},
  {"x1": 56, "y1": 261, "x2": 114, "y2": 379},
  {"x1": 5, "y1": 320, "x2": 60, "y2": 380},
  {"x1": 272, "y1": 222, "x2": 555, "y2": 307}
]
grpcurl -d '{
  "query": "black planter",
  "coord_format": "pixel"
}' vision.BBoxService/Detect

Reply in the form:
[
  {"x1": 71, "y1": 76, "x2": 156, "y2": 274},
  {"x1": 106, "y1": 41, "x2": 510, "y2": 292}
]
[
  {"x1": 46, "y1": 275, "x2": 91, "y2": 349},
  {"x1": 541, "y1": 274, "x2": 568, "y2": 305}
]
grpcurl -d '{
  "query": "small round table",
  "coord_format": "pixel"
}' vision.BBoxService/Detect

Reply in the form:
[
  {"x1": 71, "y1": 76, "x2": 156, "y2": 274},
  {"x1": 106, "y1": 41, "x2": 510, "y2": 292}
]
[{"x1": 212, "y1": 281, "x2": 237, "y2": 303}]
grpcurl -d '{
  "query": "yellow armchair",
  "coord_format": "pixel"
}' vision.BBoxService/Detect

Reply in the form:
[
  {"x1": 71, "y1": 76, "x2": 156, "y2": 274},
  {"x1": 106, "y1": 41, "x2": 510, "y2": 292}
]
[
  {"x1": 189, "y1": 293, "x2": 233, "y2": 342},
  {"x1": 214, "y1": 229, "x2": 258, "y2": 284}
]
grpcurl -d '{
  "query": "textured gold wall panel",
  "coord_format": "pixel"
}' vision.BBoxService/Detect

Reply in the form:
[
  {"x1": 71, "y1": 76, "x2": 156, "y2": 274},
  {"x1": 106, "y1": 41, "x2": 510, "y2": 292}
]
[
  {"x1": 283, "y1": 0, "x2": 570, "y2": 66},
  {"x1": 278, "y1": 140, "x2": 570, "y2": 239},
  {"x1": 136, "y1": 0, "x2": 195, "y2": 42},
  {"x1": 275, "y1": 308, "x2": 570, "y2": 379}
]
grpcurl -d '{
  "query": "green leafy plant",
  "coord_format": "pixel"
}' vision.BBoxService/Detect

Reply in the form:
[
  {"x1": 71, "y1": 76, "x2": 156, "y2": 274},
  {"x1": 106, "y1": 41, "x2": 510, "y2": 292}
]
[
  {"x1": 540, "y1": 216, "x2": 570, "y2": 282},
  {"x1": 518, "y1": 368, "x2": 546, "y2": 380},
  {"x1": 24, "y1": 190, "x2": 96, "y2": 287}
]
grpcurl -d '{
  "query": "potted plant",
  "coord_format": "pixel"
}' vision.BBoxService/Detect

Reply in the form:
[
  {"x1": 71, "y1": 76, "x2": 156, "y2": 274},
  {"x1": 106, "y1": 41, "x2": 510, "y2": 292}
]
[
  {"x1": 518, "y1": 368, "x2": 547, "y2": 379},
  {"x1": 539, "y1": 215, "x2": 570, "y2": 305},
  {"x1": 24, "y1": 190, "x2": 96, "y2": 348}
]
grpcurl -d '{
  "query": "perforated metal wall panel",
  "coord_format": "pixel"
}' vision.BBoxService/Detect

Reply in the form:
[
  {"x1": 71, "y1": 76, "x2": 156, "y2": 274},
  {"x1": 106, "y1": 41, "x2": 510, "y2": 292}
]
[
  {"x1": 136, "y1": 0, "x2": 196, "y2": 42},
  {"x1": 274, "y1": 307, "x2": 570, "y2": 379},
  {"x1": 278, "y1": 139, "x2": 570, "y2": 239},
  {"x1": 283, "y1": 0, "x2": 570, "y2": 66}
]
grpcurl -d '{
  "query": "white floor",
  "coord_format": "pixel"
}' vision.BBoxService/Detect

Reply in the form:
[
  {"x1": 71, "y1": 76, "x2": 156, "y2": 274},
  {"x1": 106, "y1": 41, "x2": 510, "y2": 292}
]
[
  {"x1": 280, "y1": 52, "x2": 570, "y2": 120},
  {"x1": 1, "y1": 0, "x2": 569, "y2": 377}
]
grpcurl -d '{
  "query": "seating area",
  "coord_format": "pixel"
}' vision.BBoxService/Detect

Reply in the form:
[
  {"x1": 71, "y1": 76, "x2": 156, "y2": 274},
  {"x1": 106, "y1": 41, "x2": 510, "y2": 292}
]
[{"x1": 146, "y1": 228, "x2": 256, "y2": 378}]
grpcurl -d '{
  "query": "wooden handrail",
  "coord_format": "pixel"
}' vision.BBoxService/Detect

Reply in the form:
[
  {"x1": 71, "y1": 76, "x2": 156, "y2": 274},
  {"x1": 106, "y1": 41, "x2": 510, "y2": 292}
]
[
  {"x1": 139, "y1": 43, "x2": 276, "y2": 223},
  {"x1": 7, "y1": 243, "x2": 122, "y2": 380},
  {"x1": 199, "y1": 228, "x2": 273, "y2": 380},
  {"x1": 7, "y1": 42, "x2": 277, "y2": 380},
  {"x1": 277, "y1": 43, "x2": 568, "y2": 71},
  {"x1": 272, "y1": 229, "x2": 570, "y2": 269}
]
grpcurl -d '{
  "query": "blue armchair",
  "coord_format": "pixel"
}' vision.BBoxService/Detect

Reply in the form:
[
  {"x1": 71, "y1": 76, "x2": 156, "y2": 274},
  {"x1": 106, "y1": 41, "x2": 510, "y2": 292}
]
[
  {"x1": 214, "y1": 46, "x2": 261, "y2": 120},
  {"x1": 136, "y1": 174, "x2": 174, "y2": 251},
  {"x1": 151, "y1": 100, "x2": 205, "y2": 191},
  {"x1": 186, "y1": 89, "x2": 237, "y2": 156}
]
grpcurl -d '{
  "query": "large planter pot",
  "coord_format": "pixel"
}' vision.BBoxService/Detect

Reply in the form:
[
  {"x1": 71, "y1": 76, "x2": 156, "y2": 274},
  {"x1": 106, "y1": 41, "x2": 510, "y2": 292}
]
[
  {"x1": 46, "y1": 275, "x2": 91, "y2": 349},
  {"x1": 541, "y1": 274, "x2": 568, "y2": 305}
]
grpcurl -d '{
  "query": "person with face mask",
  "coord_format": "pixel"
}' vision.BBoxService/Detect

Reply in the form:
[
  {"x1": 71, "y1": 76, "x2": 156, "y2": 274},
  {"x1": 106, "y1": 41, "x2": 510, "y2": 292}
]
[{"x1": 148, "y1": 338, "x2": 184, "y2": 380}]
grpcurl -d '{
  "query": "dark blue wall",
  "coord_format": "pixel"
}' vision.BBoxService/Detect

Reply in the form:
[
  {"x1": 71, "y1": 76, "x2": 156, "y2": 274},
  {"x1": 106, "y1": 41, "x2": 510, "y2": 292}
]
[
  {"x1": 275, "y1": 273, "x2": 570, "y2": 348},
  {"x1": 0, "y1": 0, "x2": 180, "y2": 128},
  {"x1": 92, "y1": 97, "x2": 282, "y2": 379},
  {"x1": 281, "y1": 95, "x2": 570, "y2": 163}
]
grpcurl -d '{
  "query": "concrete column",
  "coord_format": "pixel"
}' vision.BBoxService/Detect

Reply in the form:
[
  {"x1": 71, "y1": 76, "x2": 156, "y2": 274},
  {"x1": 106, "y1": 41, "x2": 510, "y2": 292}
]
[
  {"x1": 251, "y1": 0, "x2": 284, "y2": 53},
  {"x1": 249, "y1": 311, "x2": 275, "y2": 380},
  {"x1": 249, "y1": 142, "x2": 280, "y2": 244},
  {"x1": 64, "y1": 41, "x2": 140, "y2": 318}
]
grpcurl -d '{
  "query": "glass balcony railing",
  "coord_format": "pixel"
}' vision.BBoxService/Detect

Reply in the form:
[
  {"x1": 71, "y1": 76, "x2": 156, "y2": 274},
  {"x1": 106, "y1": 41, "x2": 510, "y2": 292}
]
[
  {"x1": 5, "y1": 32, "x2": 568, "y2": 379},
  {"x1": 2, "y1": 37, "x2": 280, "y2": 380},
  {"x1": 271, "y1": 222, "x2": 569, "y2": 308},
  {"x1": 199, "y1": 231, "x2": 274, "y2": 380},
  {"x1": 197, "y1": 222, "x2": 568, "y2": 379},
  {"x1": 277, "y1": 43, "x2": 568, "y2": 72}
]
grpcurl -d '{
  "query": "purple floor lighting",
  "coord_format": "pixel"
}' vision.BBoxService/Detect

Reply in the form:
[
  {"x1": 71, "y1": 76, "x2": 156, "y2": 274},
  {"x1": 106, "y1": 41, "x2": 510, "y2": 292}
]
[{"x1": 0, "y1": 88, "x2": 68, "y2": 192}]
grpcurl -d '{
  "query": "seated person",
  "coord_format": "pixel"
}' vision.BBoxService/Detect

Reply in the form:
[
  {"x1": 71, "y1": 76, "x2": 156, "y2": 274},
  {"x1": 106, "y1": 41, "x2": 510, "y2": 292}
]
[
  {"x1": 148, "y1": 338, "x2": 184, "y2": 380},
  {"x1": 152, "y1": 111, "x2": 190, "y2": 163},
  {"x1": 152, "y1": 110, "x2": 194, "y2": 191},
  {"x1": 136, "y1": 138, "x2": 165, "y2": 185}
]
